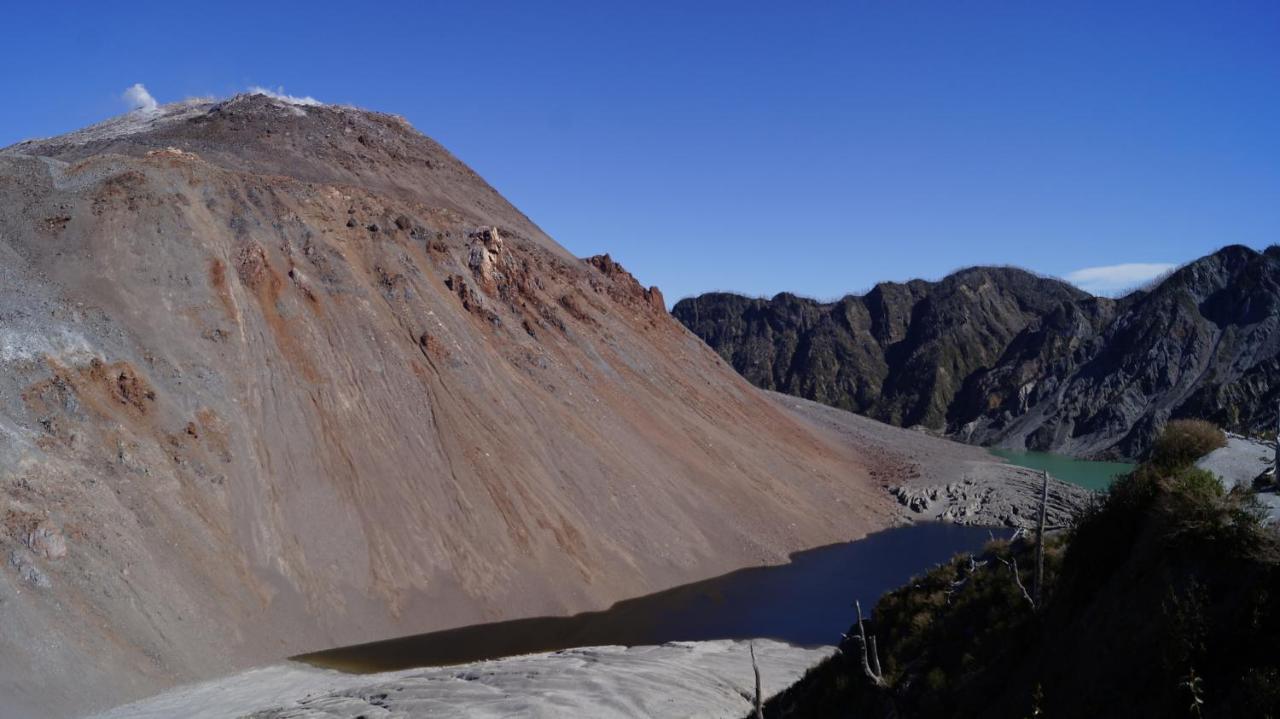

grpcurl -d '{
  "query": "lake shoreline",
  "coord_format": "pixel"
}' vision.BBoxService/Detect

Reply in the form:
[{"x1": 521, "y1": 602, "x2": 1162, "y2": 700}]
[
  {"x1": 89, "y1": 523, "x2": 1002, "y2": 718},
  {"x1": 297, "y1": 523, "x2": 1002, "y2": 674},
  {"x1": 92, "y1": 399, "x2": 1094, "y2": 719}
]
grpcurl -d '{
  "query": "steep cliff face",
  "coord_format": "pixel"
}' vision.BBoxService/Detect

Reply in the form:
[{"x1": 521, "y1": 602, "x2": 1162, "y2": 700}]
[
  {"x1": 960, "y1": 245, "x2": 1280, "y2": 458},
  {"x1": 673, "y1": 268, "x2": 1086, "y2": 429},
  {"x1": 674, "y1": 246, "x2": 1280, "y2": 460},
  {"x1": 0, "y1": 95, "x2": 894, "y2": 717}
]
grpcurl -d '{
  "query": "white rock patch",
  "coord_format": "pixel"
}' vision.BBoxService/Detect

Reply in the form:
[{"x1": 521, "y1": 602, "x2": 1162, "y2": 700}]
[{"x1": 88, "y1": 640, "x2": 831, "y2": 719}]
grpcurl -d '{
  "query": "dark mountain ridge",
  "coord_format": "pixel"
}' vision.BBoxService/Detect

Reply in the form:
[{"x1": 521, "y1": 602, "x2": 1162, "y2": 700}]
[{"x1": 673, "y1": 245, "x2": 1280, "y2": 459}]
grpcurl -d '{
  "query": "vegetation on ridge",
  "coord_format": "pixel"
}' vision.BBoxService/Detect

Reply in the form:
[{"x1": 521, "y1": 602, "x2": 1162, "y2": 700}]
[{"x1": 761, "y1": 420, "x2": 1280, "y2": 718}]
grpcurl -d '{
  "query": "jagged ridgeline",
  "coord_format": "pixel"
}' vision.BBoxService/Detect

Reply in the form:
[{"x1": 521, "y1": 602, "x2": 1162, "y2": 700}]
[{"x1": 673, "y1": 246, "x2": 1280, "y2": 460}]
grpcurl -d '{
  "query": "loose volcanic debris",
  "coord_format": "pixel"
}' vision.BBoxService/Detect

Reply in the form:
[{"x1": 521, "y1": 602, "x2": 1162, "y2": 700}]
[{"x1": 0, "y1": 93, "x2": 916, "y2": 718}]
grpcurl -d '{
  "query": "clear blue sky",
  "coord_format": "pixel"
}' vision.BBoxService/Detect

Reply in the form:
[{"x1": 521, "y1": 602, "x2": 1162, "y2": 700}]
[{"x1": 3, "y1": 1, "x2": 1277, "y2": 300}]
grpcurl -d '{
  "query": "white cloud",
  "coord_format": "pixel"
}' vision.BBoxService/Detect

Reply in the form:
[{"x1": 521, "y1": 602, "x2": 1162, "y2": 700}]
[
  {"x1": 1064, "y1": 262, "x2": 1176, "y2": 296},
  {"x1": 123, "y1": 83, "x2": 158, "y2": 112},
  {"x1": 248, "y1": 86, "x2": 322, "y2": 106}
]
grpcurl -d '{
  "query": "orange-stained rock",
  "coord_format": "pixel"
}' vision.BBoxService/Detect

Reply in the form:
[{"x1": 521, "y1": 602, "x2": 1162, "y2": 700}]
[{"x1": 0, "y1": 93, "x2": 899, "y2": 717}]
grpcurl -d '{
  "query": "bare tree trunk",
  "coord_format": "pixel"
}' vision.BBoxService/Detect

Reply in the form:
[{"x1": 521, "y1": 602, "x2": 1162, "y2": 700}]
[
  {"x1": 1001, "y1": 556, "x2": 1036, "y2": 609},
  {"x1": 1274, "y1": 400, "x2": 1279, "y2": 484},
  {"x1": 750, "y1": 641, "x2": 764, "y2": 719},
  {"x1": 854, "y1": 600, "x2": 888, "y2": 688},
  {"x1": 1034, "y1": 469, "x2": 1048, "y2": 607}
]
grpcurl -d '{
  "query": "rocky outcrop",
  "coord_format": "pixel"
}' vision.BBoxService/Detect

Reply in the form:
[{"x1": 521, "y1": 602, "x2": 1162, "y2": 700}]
[
  {"x1": 889, "y1": 475, "x2": 1091, "y2": 529},
  {"x1": 673, "y1": 268, "x2": 1087, "y2": 431},
  {"x1": 674, "y1": 246, "x2": 1280, "y2": 460},
  {"x1": 958, "y1": 246, "x2": 1280, "y2": 458}
]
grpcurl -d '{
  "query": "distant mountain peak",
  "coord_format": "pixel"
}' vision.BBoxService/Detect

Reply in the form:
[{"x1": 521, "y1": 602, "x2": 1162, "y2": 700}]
[{"x1": 675, "y1": 245, "x2": 1280, "y2": 459}]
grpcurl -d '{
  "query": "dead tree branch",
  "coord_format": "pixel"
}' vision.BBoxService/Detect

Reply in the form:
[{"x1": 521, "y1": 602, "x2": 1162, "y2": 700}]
[
  {"x1": 1035, "y1": 469, "x2": 1048, "y2": 606},
  {"x1": 1272, "y1": 399, "x2": 1279, "y2": 486},
  {"x1": 945, "y1": 555, "x2": 986, "y2": 604},
  {"x1": 1001, "y1": 556, "x2": 1036, "y2": 610},
  {"x1": 854, "y1": 600, "x2": 888, "y2": 688},
  {"x1": 749, "y1": 641, "x2": 764, "y2": 719}
]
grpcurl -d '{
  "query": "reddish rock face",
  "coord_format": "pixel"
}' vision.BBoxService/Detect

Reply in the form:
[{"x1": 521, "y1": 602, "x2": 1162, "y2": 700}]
[
  {"x1": 646, "y1": 285, "x2": 667, "y2": 313},
  {"x1": 0, "y1": 94, "x2": 895, "y2": 716}
]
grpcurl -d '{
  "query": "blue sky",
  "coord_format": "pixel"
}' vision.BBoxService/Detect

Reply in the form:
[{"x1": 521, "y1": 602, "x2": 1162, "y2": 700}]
[{"x1": 3, "y1": 1, "x2": 1277, "y2": 301}]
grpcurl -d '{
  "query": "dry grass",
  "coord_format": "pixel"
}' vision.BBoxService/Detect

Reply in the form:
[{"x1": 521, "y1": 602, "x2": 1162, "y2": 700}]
[{"x1": 1150, "y1": 419, "x2": 1227, "y2": 471}]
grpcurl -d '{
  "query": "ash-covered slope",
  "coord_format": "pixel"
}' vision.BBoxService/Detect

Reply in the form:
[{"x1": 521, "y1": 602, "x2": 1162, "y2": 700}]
[
  {"x1": 4, "y1": 95, "x2": 558, "y2": 256},
  {"x1": 0, "y1": 94, "x2": 894, "y2": 717},
  {"x1": 674, "y1": 247, "x2": 1280, "y2": 460}
]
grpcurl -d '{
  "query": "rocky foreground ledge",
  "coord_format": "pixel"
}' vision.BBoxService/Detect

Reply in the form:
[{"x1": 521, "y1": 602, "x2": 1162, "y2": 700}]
[{"x1": 88, "y1": 640, "x2": 830, "y2": 719}]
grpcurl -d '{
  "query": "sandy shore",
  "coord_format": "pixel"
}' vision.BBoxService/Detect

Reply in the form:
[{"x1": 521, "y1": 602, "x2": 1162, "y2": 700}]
[{"x1": 86, "y1": 639, "x2": 831, "y2": 719}]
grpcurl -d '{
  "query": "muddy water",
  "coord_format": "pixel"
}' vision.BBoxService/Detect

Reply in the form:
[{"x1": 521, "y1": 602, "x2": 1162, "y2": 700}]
[{"x1": 297, "y1": 523, "x2": 1003, "y2": 673}]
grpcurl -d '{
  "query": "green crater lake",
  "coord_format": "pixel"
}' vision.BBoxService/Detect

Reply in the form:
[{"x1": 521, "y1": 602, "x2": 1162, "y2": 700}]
[{"x1": 989, "y1": 448, "x2": 1134, "y2": 491}]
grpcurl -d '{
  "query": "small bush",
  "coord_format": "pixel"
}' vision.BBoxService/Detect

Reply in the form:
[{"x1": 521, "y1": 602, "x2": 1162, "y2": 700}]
[
  {"x1": 1168, "y1": 467, "x2": 1225, "y2": 504},
  {"x1": 1150, "y1": 419, "x2": 1227, "y2": 472},
  {"x1": 766, "y1": 410, "x2": 1276, "y2": 719},
  {"x1": 1162, "y1": 468, "x2": 1268, "y2": 551},
  {"x1": 925, "y1": 667, "x2": 949, "y2": 693}
]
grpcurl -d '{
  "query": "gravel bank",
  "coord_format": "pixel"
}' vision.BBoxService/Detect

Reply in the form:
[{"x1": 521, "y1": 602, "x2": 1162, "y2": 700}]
[
  {"x1": 769, "y1": 392, "x2": 1095, "y2": 529},
  {"x1": 1197, "y1": 434, "x2": 1280, "y2": 523}
]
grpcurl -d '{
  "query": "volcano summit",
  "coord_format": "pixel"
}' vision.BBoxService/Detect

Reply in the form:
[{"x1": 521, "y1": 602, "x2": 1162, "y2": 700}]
[{"x1": 0, "y1": 93, "x2": 928, "y2": 716}]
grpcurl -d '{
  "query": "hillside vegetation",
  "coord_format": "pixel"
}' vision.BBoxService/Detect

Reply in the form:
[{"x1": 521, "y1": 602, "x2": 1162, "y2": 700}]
[{"x1": 762, "y1": 420, "x2": 1280, "y2": 718}]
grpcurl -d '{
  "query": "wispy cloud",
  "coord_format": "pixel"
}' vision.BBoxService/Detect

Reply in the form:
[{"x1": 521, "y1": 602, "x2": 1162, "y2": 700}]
[
  {"x1": 122, "y1": 83, "x2": 158, "y2": 112},
  {"x1": 248, "y1": 86, "x2": 322, "y2": 106},
  {"x1": 1065, "y1": 262, "x2": 1176, "y2": 296}
]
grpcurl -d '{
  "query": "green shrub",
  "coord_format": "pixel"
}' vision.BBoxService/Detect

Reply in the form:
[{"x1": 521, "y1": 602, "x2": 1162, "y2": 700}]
[
  {"x1": 1150, "y1": 419, "x2": 1227, "y2": 471},
  {"x1": 925, "y1": 667, "x2": 948, "y2": 693},
  {"x1": 1162, "y1": 468, "x2": 1268, "y2": 551},
  {"x1": 1168, "y1": 467, "x2": 1225, "y2": 504},
  {"x1": 762, "y1": 413, "x2": 1278, "y2": 719}
]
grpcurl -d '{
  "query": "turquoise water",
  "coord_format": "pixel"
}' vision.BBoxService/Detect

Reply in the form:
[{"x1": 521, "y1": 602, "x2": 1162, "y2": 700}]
[{"x1": 989, "y1": 448, "x2": 1134, "y2": 491}]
